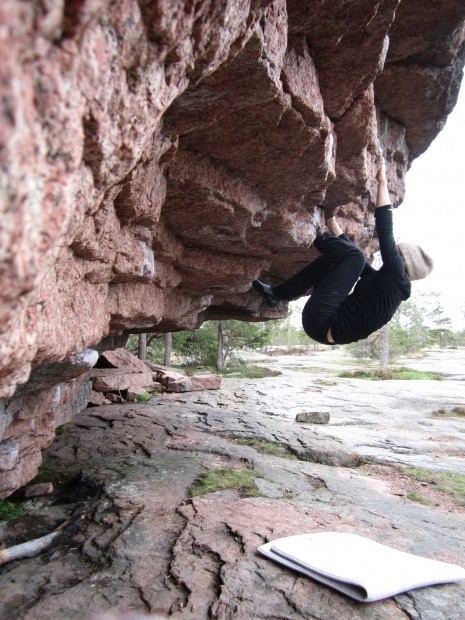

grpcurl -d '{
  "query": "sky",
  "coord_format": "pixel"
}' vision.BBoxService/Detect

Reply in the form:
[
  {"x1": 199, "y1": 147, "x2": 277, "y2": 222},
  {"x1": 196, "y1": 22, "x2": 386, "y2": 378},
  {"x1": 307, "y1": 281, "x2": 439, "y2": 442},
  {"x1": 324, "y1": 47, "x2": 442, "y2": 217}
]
[{"x1": 395, "y1": 81, "x2": 465, "y2": 330}]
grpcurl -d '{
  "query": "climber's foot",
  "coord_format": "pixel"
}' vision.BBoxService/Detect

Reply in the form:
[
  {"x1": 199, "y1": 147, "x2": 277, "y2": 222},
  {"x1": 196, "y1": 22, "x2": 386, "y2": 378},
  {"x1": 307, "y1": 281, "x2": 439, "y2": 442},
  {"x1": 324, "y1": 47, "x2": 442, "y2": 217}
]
[{"x1": 252, "y1": 280, "x2": 280, "y2": 308}]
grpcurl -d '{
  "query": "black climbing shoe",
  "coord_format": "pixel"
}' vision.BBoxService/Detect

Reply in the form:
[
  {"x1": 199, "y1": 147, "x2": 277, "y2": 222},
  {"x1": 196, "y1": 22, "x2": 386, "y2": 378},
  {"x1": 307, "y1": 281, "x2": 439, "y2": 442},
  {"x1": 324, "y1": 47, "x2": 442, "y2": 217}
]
[{"x1": 252, "y1": 280, "x2": 280, "y2": 308}]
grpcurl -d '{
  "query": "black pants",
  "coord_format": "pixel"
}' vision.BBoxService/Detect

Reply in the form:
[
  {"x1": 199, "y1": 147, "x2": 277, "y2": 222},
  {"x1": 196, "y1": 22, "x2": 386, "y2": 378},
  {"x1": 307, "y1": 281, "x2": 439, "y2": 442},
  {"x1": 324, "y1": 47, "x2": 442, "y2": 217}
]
[{"x1": 273, "y1": 234, "x2": 366, "y2": 344}]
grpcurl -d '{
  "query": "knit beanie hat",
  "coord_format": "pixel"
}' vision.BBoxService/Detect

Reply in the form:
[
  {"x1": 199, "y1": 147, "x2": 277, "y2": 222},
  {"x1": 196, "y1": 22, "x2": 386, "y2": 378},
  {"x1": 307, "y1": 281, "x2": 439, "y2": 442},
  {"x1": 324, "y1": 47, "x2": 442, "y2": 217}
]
[{"x1": 397, "y1": 243, "x2": 433, "y2": 281}]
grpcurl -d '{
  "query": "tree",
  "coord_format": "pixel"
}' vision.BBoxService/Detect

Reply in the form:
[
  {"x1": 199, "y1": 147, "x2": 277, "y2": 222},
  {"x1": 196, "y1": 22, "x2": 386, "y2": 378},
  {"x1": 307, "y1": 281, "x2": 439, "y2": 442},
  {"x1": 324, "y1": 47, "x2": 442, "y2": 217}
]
[
  {"x1": 217, "y1": 323, "x2": 225, "y2": 372},
  {"x1": 138, "y1": 334, "x2": 147, "y2": 361},
  {"x1": 164, "y1": 333, "x2": 172, "y2": 366},
  {"x1": 420, "y1": 292, "x2": 452, "y2": 331},
  {"x1": 126, "y1": 320, "x2": 272, "y2": 371},
  {"x1": 217, "y1": 320, "x2": 271, "y2": 367},
  {"x1": 378, "y1": 323, "x2": 390, "y2": 372}
]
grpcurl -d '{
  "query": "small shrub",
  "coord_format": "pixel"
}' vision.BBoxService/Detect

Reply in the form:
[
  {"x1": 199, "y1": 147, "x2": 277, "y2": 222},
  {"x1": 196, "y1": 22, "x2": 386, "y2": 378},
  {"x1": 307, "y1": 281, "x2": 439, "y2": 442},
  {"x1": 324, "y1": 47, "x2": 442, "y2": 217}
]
[
  {"x1": 136, "y1": 391, "x2": 151, "y2": 403},
  {"x1": 0, "y1": 501, "x2": 27, "y2": 522},
  {"x1": 431, "y1": 407, "x2": 465, "y2": 418},
  {"x1": 55, "y1": 424, "x2": 67, "y2": 436}
]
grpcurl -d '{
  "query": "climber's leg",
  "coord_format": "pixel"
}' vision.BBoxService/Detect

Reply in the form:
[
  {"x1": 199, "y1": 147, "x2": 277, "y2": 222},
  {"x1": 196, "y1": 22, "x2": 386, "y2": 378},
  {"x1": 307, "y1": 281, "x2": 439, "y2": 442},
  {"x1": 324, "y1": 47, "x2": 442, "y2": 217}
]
[{"x1": 301, "y1": 243, "x2": 366, "y2": 344}]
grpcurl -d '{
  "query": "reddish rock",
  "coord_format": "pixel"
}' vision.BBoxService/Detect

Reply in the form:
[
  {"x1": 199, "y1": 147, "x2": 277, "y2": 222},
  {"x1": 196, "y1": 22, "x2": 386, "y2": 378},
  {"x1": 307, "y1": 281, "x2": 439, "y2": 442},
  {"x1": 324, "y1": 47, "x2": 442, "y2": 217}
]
[
  {"x1": 98, "y1": 348, "x2": 152, "y2": 374},
  {"x1": 164, "y1": 375, "x2": 222, "y2": 394},
  {"x1": 189, "y1": 375, "x2": 223, "y2": 391},
  {"x1": 91, "y1": 369, "x2": 153, "y2": 393},
  {"x1": 88, "y1": 390, "x2": 107, "y2": 407},
  {"x1": 152, "y1": 365, "x2": 221, "y2": 393},
  {"x1": 0, "y1": 379, "x2": 92, "y2": 498}
]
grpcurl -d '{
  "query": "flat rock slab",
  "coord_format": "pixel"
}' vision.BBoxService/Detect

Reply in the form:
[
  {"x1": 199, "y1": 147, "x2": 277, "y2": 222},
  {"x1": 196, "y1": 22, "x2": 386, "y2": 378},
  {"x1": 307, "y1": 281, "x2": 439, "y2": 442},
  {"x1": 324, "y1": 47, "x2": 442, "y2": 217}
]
[{"x1": 0, "y1": 349, "x2": 464, "y2": 619}]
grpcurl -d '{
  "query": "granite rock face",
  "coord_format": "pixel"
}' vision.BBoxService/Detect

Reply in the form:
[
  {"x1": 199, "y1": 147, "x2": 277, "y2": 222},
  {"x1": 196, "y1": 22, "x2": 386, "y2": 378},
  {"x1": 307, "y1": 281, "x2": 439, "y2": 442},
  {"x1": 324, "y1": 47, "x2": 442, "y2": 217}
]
[{"x1": 1, "y1": 0, "x2": 465, "y2": 494}]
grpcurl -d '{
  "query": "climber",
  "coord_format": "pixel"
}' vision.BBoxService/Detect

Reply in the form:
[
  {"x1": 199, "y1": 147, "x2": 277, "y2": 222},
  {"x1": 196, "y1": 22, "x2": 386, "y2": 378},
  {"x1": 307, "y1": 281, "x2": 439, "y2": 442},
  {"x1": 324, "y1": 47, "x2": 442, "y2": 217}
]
[{"x1": 252, "y1": 157, "x2": 433, "y2": 346}]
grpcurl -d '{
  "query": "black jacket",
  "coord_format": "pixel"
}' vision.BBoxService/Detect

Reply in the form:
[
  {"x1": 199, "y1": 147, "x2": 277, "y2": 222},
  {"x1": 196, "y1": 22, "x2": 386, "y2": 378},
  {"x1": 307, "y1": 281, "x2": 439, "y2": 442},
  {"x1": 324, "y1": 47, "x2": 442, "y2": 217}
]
[{"x1": 331, "y1": 206, "x2": 411, "y2": 344}]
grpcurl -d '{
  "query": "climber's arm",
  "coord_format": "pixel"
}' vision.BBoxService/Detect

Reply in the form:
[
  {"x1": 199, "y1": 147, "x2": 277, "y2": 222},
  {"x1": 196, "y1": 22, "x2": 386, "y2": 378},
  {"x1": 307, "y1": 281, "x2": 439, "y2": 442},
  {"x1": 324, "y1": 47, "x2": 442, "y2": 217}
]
[
  {"x1": 376, "y1": 157, "x2": 391, "y2": 208},
  {"x1": 326, "y1": 216, "x2": 343, "y2": 237},
  {"x1": 374, "y1": 157, "x2": 402, "y2": 268}
]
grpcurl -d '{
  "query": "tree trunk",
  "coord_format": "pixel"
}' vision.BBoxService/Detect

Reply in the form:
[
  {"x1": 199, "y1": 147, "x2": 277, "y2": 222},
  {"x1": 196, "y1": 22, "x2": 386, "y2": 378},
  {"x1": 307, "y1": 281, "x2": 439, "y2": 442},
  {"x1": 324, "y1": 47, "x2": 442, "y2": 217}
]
[
  {"x1": 379, "y1": 323, "x2": 390, "y2": 374},
  {"x1": 217, "y1": 322, "x2": 225, "y2": 372},
  {"x1": 138, "y1": 333, "x2": 147, "y2": 361},
  {"x1": 164, "y1": 332, "x2": 172, "y2": 366}
]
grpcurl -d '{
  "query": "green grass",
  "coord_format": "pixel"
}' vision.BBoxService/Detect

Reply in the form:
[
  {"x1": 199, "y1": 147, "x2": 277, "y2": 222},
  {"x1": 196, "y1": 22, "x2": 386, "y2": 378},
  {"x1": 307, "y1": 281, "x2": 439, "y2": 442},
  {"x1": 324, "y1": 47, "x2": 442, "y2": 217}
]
[
  {"x1": 403, "y1": 467, "x2": 465, "y2": 507},
  {"x1": 407, "y1": 491, "x2": 434, "y2": 505},
  {"x1": 55, "y1": 424, "x2": 67, "y2": 435},
  {"x1": 338, "y1": 366, "x2": 443, "y2": 381},
  {"x1": 190, "y1": 468, "x2": 260, "y2": 498},
  {"x1": 234, "y1": 438, "x2": 296, "y2": 459},
  {"x1": 136, "y1": 391, "x2": 151, "y2": 403},
  {"x1": 239, "y1": 365, "x2": 281, "y2": 378},
  {"x1": 225, "y1": 363, "x2": 281, "y2": 379},
  {"x1": 0, "y1": 501, "x2": 27, "y2": 522},
  {"x1": 431, "y1": 406, "x2": 465, "y2": 419},
  {"x1": 173, "y1": 362, "x2": 280, "y2": 379}
]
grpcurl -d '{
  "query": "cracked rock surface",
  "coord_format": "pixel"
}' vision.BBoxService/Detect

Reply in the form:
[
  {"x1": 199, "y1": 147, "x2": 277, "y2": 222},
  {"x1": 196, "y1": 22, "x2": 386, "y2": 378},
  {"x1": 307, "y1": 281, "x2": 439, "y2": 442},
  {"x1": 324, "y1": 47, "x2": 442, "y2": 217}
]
[{"x1": 1, "y1": 348, "x2": 464, "y2": 619}]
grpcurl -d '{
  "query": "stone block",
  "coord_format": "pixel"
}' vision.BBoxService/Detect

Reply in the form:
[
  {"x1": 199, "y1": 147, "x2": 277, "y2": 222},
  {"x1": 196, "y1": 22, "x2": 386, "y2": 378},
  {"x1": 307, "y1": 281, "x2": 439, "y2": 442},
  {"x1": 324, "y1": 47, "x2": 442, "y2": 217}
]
[{"x1": 295, "y1": 411, "x2": 330, "y2": 424}]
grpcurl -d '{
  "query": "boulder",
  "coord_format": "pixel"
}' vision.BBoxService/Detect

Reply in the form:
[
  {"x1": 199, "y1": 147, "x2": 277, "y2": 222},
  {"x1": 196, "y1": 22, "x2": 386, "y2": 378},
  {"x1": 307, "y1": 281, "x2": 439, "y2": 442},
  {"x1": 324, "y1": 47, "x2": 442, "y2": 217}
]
[
  {"x1": 87, "y1": 390, "x2": 107, "y2": 407},
  {"x1": 90, "y1": 369, "x2": 153, "y2": 393},
  {"x1": 98, "y1": 348, "x2": 153, "y2": 374}
]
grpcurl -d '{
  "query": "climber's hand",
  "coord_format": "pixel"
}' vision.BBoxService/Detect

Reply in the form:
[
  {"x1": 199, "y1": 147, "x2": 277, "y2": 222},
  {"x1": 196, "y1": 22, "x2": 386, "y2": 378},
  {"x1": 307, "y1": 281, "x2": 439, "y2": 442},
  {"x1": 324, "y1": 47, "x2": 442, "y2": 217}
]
[{"x1": 376, "y1": 157, "x2": 387, "y2": 183}]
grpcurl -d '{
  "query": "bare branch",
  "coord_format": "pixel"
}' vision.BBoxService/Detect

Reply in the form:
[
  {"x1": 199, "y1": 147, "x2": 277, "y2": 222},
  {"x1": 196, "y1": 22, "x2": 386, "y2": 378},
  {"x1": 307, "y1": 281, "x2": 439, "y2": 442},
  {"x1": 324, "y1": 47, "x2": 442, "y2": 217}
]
[{"x1": 0, "y1": 520, "x2": 70, "y2": 566}]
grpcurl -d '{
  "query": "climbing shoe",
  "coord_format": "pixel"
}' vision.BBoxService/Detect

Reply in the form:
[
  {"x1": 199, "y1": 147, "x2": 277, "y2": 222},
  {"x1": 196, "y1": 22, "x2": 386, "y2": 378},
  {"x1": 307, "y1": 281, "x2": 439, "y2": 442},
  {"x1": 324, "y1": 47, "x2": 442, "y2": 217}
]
[{"x1": 252, "y1": 280, "x2": 280, "y2": 308}]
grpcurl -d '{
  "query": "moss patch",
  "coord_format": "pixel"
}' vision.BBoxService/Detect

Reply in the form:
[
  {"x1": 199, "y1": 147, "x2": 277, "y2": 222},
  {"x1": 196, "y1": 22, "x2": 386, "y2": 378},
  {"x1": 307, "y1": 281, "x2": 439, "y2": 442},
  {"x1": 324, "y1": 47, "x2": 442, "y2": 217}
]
[
  {"x1": 406, "y1": 491, "x2": 434, "y2": 505},
  {"x1": 233, "y1": 437, "x2": 297, "y2": 459},
  {"x1": 403, "y1": 467, "x2": 465, "y2": 507},
  {"x1": 190, "y1": 468, "x2": 260, "y2": 498},
  {"x1": 136, "y1": 391, "x2": 151, "y2": 403},
  {"x1": 339, "y1": 367, "x2": 442, "y2": 381},
  {"x1": 0, "y1": 501, "x2": 27, "y2": 522}
]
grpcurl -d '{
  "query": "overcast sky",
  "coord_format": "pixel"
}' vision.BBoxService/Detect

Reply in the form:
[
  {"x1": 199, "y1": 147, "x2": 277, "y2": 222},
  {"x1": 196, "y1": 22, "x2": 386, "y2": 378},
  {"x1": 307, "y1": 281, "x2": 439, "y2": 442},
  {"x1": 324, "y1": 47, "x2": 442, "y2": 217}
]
[{"x1": 394, "y1": 80, "x2": 465, "y2": 330}]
